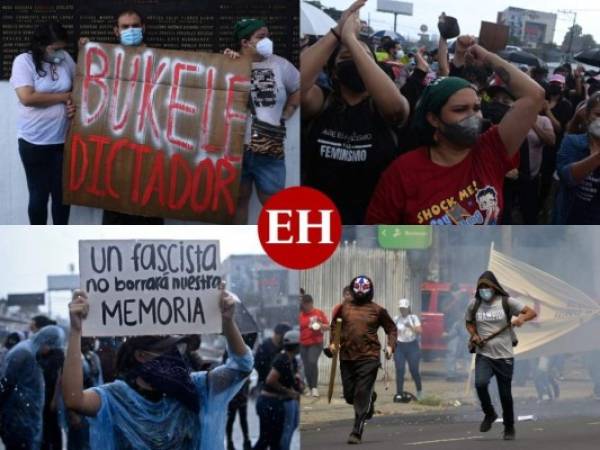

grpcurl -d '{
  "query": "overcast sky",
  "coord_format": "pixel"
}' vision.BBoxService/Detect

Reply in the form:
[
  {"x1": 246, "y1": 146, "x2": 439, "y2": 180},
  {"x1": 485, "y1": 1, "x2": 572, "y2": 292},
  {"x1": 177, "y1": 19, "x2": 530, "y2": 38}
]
[
  {"x1": 0, "y1": 226, "x2": 264, "y2": 320},
  {"x1": 320, "y1": 0, "x2": 600, "y2": 44}
]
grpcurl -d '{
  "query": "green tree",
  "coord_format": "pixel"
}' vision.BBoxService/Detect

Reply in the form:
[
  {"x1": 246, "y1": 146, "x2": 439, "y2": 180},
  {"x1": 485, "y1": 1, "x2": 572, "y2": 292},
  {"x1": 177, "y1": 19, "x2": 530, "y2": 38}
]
[
  {"x1": 578, "y1": 34, "x2": 597, "y2": 52},
  {"x1": 507, "y1": 35, "x2": 523, "y2": 47}
]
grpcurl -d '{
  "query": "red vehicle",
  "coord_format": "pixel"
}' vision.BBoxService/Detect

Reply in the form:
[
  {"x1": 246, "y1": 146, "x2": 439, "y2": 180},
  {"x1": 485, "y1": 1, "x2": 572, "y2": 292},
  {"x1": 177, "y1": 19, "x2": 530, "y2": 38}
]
[{"x1": 419, "y1": 282, "x2": 474, "y2": 360}]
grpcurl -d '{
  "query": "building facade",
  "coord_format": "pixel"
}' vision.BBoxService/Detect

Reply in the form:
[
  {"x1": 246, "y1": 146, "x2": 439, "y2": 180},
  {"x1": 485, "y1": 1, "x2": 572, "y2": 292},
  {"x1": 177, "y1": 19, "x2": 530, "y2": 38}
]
[{"x1": 497, "y1": 7, "x2": 557, "y2": 47}]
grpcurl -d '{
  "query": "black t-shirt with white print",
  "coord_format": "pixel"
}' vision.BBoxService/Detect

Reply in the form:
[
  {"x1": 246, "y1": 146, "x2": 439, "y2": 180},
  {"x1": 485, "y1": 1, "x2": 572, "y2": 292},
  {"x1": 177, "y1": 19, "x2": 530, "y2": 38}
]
[{"x1": 304, "y1": 87, "x2": 399, "y2": 224}]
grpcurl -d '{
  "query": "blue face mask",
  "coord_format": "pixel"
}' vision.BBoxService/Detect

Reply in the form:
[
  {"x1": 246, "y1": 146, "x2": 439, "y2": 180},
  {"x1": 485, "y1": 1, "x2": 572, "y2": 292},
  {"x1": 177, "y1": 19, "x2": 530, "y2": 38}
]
[
  {"x1": 478, "y1": 288, "x2": 495, "y2": 302},
  {"x1": 120, "y1": 27, "x2": 143, "y2": 46}
]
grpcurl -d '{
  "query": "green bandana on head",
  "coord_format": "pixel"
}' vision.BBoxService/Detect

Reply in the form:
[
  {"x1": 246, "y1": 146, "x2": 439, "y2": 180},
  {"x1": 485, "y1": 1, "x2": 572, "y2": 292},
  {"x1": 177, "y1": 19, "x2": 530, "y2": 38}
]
[
  {"x1": 234, "y1": 18, "x2": 266, "y2": 42},
  {"x1": 412, "y1": 77, "x2": 475, "y2": 132}
]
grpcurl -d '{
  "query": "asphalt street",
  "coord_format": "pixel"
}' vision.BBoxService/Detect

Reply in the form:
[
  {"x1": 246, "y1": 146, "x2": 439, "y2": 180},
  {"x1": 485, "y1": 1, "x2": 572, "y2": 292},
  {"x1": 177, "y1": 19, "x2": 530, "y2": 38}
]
[{"x1": 302, "y1": 397, "x2": 600, "y2": 450}]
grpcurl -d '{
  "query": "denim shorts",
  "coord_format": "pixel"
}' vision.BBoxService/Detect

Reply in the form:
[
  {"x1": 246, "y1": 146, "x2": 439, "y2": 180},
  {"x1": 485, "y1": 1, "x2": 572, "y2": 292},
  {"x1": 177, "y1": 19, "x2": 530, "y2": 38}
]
[{"x1": 240, "y1": 149, "x2": 286, "y2": 195}]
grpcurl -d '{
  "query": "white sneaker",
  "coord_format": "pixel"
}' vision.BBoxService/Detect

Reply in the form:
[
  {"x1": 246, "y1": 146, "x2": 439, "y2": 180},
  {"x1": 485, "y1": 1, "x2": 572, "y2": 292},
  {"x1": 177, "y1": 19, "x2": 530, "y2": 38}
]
[{"x1": 311, "y1": 388, "x2": 320, "y2": 397}]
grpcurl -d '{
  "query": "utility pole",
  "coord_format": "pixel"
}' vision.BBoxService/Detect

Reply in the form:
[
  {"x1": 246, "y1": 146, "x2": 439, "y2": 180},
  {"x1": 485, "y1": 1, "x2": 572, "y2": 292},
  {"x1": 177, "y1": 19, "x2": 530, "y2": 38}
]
[{"x1": 558, "y1": 9, "x2": 577, "y2": 61}]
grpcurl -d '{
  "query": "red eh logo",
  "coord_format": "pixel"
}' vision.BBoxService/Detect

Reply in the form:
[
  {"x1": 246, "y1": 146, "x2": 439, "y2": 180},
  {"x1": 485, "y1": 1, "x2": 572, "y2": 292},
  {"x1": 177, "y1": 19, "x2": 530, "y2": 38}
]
[{"x1": 258, "y1": 187, "x2": 342, "y2": 270}]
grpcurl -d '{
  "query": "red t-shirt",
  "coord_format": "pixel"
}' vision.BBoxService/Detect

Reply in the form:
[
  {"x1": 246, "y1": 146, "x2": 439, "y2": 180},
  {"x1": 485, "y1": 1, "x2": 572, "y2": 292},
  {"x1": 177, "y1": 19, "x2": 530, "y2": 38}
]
[
  {"x1": 299, "y1": 308, "x2": 329, "y2": 346},
  {"x1": 365, "y1": 126, "x2": 516, "y2": 225}
]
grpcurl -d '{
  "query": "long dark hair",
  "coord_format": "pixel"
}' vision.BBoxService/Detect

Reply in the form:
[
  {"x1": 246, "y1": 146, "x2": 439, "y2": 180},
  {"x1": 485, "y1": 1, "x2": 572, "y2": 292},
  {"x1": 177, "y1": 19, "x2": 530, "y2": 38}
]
[
  {"x1": 29, "y1": 22, "x2": 69, "y2": 77},
  {"x1": 325, "y1": 37, "x2": 377, "y2": 107},
  {"x1": 114, "y1": 336, "x2": 166, "y2": 378}
]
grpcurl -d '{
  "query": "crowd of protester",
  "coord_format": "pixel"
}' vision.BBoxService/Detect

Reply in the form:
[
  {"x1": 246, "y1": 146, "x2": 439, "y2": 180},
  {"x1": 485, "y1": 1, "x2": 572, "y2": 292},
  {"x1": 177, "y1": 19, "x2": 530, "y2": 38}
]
[
  {"x1": 301, "y1": 0, "x2": 600, "y2": 225},
  {"x1": 1, "y1": 298, "x2": 302, "y2": 450}
]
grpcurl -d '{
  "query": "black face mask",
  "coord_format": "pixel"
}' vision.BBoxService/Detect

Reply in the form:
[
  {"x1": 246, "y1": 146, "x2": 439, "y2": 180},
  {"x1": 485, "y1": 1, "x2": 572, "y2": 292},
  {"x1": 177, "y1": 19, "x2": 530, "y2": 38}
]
[
  {"x1": 547, "y1": 84, "x2": 562, "y2": 97},
  {"x1": 439, "y1": 114, "x2": 483, "y2": 148},
  {"x1": 483, "y1": 101, "x2": 511, "y2": 125},
  {"x1": 335, "y1": 60, "x2": 366, "y2": 93},
  {"x1": 130, "y1": 346, "x2": 199, "y2": 413}
]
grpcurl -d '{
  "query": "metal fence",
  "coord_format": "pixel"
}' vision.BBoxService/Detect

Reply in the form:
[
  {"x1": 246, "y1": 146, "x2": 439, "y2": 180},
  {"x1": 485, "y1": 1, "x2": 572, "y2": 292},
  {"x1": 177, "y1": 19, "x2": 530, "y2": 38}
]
[{"x1": 300, "y1": 242, "x2": 423, "y2": 386}]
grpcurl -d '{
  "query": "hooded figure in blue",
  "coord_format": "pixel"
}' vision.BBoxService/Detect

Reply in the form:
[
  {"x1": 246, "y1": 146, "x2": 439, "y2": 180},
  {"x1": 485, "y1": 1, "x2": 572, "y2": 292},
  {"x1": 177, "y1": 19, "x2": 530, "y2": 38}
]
[
  {"x1": 0, "y1": 325, "x2": 65, "y2": 450},
  {"x1": 62, "y1": 288, "x2": 254, "y2": 450}
]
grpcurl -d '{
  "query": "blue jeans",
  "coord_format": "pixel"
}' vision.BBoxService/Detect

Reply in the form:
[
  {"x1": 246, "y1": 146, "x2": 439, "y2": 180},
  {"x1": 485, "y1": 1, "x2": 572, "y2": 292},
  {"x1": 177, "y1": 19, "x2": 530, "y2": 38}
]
[
  {"x1": 18, "y1": 139, "x2": 70, "y2": 224},
  {"x1": 474, "y1": 354, "x2": 514, "y2": 427},
  {"x1": 240, "y1": 150, "x2": 285, "y2": 196},
  {"x1": 280, "y1": 399, "x2": 299, "y2": 450},
  {"x1": 394, "y1": 340, "x2": 422, "y2": 394}
]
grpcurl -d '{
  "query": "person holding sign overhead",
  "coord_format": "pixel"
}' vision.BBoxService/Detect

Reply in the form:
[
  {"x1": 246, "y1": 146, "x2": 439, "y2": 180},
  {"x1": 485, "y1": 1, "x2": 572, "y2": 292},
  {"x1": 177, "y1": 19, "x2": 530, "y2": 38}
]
[
  {"x1": 62, "y1": 285, "x2": 254, "y2": 450},
  {"x1": 10, "y1": 22, "x2": 76, "y2": 225}
]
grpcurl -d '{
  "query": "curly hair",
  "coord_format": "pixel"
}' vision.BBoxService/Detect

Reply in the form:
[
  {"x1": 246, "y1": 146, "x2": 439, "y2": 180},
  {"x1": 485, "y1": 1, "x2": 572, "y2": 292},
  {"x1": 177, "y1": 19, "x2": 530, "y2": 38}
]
[{"x1": 28, "y1": 22, "x2": 69, "y2": 78}]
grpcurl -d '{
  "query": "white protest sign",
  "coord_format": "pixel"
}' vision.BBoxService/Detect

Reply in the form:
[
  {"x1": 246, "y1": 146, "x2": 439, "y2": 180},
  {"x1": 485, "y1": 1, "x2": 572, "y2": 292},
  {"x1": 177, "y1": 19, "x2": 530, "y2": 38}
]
[{"x1": 79, "y1": 240, "x2": 222, "y2": 337}]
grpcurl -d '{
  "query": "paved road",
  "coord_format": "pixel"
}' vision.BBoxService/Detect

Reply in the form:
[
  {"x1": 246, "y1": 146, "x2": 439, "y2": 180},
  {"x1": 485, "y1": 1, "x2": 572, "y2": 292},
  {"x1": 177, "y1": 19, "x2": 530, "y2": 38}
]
[{"x1": 302, "y1": 398, "x2": 600, "y2": 450}]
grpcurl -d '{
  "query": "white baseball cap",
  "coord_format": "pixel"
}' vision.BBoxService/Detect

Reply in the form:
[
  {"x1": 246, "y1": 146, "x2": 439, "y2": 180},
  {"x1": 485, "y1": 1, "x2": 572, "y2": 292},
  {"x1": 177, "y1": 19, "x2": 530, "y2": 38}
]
[{"x1": 398, "y1": 298, "x2": 410, "y2": 309}]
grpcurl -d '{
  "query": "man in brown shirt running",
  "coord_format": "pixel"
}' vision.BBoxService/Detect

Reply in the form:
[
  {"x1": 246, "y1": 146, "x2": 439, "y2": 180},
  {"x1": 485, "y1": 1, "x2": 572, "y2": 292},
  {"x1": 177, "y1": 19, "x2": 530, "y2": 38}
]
[{"x1": 329, "y1": 275, "x2": 397, "y2": 444}]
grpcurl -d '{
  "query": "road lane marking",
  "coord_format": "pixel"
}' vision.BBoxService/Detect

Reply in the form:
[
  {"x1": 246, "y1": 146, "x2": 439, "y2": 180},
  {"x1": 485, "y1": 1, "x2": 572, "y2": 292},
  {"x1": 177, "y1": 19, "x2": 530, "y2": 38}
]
[
  {"x1": 587, "y1": 422, "x2": 600, "y2": 425},
  {"x1": 405, "y1": 436, "x2": 482, "y2": 446}
]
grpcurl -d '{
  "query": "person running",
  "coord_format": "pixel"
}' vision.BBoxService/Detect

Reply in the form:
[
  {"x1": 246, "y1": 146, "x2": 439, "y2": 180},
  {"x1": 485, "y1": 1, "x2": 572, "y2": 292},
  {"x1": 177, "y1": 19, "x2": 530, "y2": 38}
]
[
  {"x1": 465, "y1": 270, "x2": 537, "y2": 440},
  {"x1": 299, "y1": 292, "x2": 329, "y2": 397},
  {"x1": 328, "y1": 275, "x2": 397, "y2": 444},
  {"x1": 62, "y1": 288, "x2": 253, "y2": 450},
  {"x1": 393, "y1": 299, "x2": 423, "y2": 400}
]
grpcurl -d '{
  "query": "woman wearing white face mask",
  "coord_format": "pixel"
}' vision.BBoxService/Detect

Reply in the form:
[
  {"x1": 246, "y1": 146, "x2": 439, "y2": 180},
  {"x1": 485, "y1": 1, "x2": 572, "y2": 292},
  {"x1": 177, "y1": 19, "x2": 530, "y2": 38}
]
[
  {"x1": 10, "y1": 22, "x2": 76, "y2": 224},
  {"x1": 556, "y1": 92, "x2": 600, "y2": 224},
  {"x1": 227, "y1": 19, "x2": 300, "y2": 224}
]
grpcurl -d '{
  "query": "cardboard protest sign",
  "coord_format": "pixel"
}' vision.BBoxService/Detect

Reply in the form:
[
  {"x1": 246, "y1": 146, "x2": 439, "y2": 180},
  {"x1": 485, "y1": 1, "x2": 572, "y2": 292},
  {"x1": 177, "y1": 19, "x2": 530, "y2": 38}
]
[
  {"x1": 479, "y1": 21, "x2": 509, "y2": 53},
  {"x1": 64, "y1": 43, "x2": 252, "y2": 223},
  {"x1": 79, "y1": 240, "x2": 222, "y2": 337}
]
